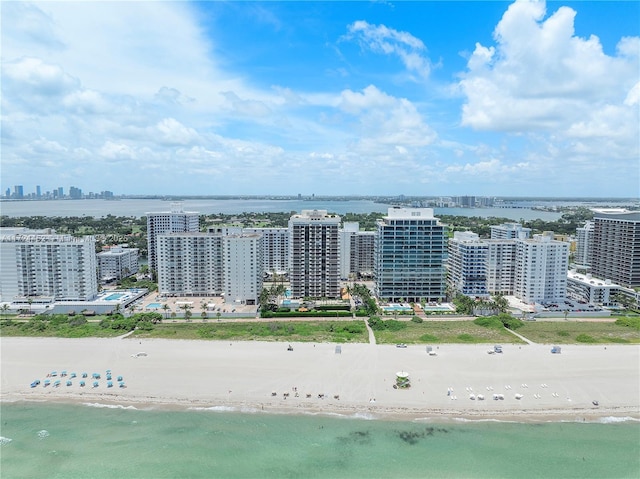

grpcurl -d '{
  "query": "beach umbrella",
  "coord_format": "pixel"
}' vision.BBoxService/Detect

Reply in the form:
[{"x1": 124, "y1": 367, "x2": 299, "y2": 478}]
[
  {"x1": 54, "y1": 380, "x2": 61, "y2": 387},
  {"x1": 61, "y1": 370, "x2": 67, "y2": 377},
  {"x1": 107, "y1": 381, "x2": 113, "y2": 388},
  {"x1": 92, "y1": 381, "x2": 99, "y2": 388},
  {"x1": 82, "y1": 372, "x2": 88, "y2": 378},
  {"x1": 44, "y1": 379, "x2": 51, "y2": 386},
  {"x1": 106, "y1": 375, "x2": 112, "y2": 381},
  {"x1": 117, "y1": 376, "x2": 123, "y2": 382},
  {"x1": 30, "y1": 380, "x2": 40, "y2": 388},
  {"x1": 118, "y1": 381, "x2": 125, "y2": 388},
  {"x1": 66, "y1": 380, "x2": 72, "y2": 387},
  {"x1": 106, "y1": 369, "x2": 112, "y2": 375},
  {"x1": 80, "y1": 381, "x2": 86, "y2": 387},
  {"x1": 70, "y1": 372, "x2": 77, "y2": 378},
  {"x1": 51, "y1": 371, "x2": 57, "y2": 377},
  {"x1": 92, "y1": 373, "x2": 100, "y2": 379}
]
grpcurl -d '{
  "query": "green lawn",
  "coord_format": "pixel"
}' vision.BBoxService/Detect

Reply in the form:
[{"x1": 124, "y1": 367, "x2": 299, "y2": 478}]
[
  {"x1": 130, "y1": 320, "x2": 369, "y2": 343},
  {"x1": 373, "y1": 320, "x2": 525, "y2": 344},
  {"x1": 518, "y1": 320, "x2": 640, "y2": 344},
  {"x1": 0, "y1": 320, "x2": 125, "y2": 338}
]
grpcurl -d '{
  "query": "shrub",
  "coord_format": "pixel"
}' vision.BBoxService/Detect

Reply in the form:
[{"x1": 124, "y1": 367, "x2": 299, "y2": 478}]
[
  {"x1": 420, "y1": 333, "x2": 439, "y2": 342},
  {"x1": 457, "y1": 333, "x2": 475, "y2": 342},
  {"x1": 576, "y1": 334, "x2": 597, "y2": 343},
  {"x1": 615, "y1": 317, "x2": 640, "y2": 329},
  {"x1": 473, "y1": 317, "x2": 503, "y2": 329},
  {"x1": 557, "y1": 330, "x2": 570, "y2": 337},
  {"x1": 411, "y1": 316, "x2": 423, "y2": 323}
]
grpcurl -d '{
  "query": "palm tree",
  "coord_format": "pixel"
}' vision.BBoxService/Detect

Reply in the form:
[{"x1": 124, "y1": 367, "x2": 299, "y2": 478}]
[
  {"x1": 27, "y1": 297, "x2": 34, "y2": 315},
  {"x1": 162, "y1": 303, "x2": 170, "y2": 320},
  {"x1": 1, "y1": 304, "x2": 10, "y2": 319},
  {"x1": 201, "y1": 310, "x2": 208, "y2": 322}
]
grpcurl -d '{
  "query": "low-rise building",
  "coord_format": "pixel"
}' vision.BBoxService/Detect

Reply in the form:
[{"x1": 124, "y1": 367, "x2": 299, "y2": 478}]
[{"x1": 97, "y1": 246, "x2": 139, "y2": 283}]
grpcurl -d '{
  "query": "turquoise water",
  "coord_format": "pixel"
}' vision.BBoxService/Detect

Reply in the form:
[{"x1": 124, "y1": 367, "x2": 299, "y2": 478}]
[
  {"x1": 1, "y1": 403, "x2": 639, "y2": 478},
  {"x1": 103, "y1": 293, "x2": 125, "y2": 301},
  {"x1": 146, "y1": 302, "x2": 162, "y2": 309}
]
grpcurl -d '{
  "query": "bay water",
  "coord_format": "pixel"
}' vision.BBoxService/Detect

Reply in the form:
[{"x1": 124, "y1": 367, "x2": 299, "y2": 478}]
[
  {"x1": 0, "y1": 198, "x2": 563, "y2": 221},
  {"x1": 1, "y1": 402, "x2": 638, "y2": 478}
]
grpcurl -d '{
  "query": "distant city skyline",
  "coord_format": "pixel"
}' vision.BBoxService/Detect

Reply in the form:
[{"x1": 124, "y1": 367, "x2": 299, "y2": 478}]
[{"x1": 2, "y1": 1, "x2": 638, "y2": 197}]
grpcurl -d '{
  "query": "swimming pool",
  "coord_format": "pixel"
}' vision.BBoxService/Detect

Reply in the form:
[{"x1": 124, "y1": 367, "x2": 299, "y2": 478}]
[
  {"x1": 104, "y1": 293, "x2": 126, "y2": 301},
  {"x1": 382, "y1": 304, "x2": 413, "y2": 312},
  {"x1": 146, "y1": 303, "x2": 162, "y2": 309}
]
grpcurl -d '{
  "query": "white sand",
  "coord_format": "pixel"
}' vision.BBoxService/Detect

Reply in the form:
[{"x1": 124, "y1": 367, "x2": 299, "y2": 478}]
[{"x1": 2, "y1": 337, "x2": 639, "y2": 421}]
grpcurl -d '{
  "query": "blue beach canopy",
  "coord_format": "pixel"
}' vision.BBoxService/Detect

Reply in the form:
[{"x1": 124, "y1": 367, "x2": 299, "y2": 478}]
[
  {"x1": 117, "y1": 376, "x2": 123, "y2": 381},
  {"x1": 44, "y1": 379, "x2": 51, "y2": 385},
  {"x1": 92, "y1": 381, "x2": 99, "y2": 388},
  {"x1": 107, "y1": 381, "x2": 113, "y2": 388},
  {"x1": 66, "y1": 380, "x2": 72, "y2": 386},
  {"x1": 82, "y1": 372, "x2": 88, "y2": 378},
  {"x1": 80, "y1": 381, "x2": 86, "y2": 387}
]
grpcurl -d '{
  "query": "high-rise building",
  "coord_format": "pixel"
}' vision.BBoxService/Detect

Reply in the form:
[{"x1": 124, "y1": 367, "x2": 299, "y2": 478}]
[
  {"x1": 157, "y1": 233, "x2": 223, "y2": 296},
  {"x1": 0, "y1": 229, "x2": 98, "y2": 302},
  {"x1": 447, "y1": 232, "x2": 489, "y2": 298},
  {"x1": 36, "y1": 185, "x2": 41, "y2": 197},
  {"x1": 146, "y1": 202, "x2": 199, "y2": 273},
  {"x1": 97, "y1": 246, "x2": 139, "y2": 282},
  {"x1": 13, "y1": 185, "x2": 24, "y2": 199},
  {"x1": 242, "y1": 227, "x2": 289, "y2": 276},
  {"x1": 289, "y1": 210, "x2": 341, "y2": 299},
  {"x1": 490, "y1": 223, "x2": 531, "y2": 240},
  {"x1": 575, "y1": 221, "x2": 594, "y2": 267},
  {"x1": 69, "y1": 186, "x2": 82, "y2": 199},
  {"x1": 484, "y1": 239, "x2": 518, "y2": 296},
  {"x1": 223, "y1": 233, "x2": 263, "y2": 305},
  {"x1": 590, "y1": 209, "x2": 640, "y2": 288},
  {"x1": 374, "y1": 208, "x2": 447, "y2": 302},
  {"x1": 339, "y1": 222, "x2": 375, "y2": 280},
  {"x1": 514, "y1": 234, "x2": 569, "y2": 304}
]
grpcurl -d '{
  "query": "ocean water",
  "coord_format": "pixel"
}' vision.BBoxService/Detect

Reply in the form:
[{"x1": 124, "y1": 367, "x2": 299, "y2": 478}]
[{"x1": 1, "y1": 403, "x2": 638, "y2": 479}]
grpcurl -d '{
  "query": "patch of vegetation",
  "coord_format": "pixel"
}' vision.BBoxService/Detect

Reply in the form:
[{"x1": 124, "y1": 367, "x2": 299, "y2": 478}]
[
  {"x1": 615, "y1": 316, "x2": 640, "y2": 329},
  {"x1": 576, "y1": 333, "x2": 597, "y2": 343},
  {"x1": 473, "y1": 313, "x2": 524, "y2": 330},
  {"x1": 410, "y1": 316, "x2": 423, "y2": 323},
  {"x1": 131, "y1": 320, "x2": 369, "y2": 343},
  {"x1": 457, "y1": 333, "x2": 476, "y2": 342},
  {"x1": 367, "y1": 317, "x2": 407, "y2": 332},
  {"x1": 373, "y1": 320, "x2": 524, "y2": 344},
  {"x1": 518, "y1": 321, "x2": 640, "y2": 344}
]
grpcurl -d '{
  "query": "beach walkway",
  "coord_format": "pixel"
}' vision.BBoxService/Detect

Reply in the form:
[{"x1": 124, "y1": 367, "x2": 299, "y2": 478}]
[
  {"x1": 364, "y1": 318, "x2": 376, "y2": 345},
  {"x1": 505, "y1": 328, "x2": 536, "y2": 345}
]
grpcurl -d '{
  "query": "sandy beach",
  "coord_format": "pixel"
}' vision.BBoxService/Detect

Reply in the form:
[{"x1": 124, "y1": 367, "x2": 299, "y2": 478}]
[{"x1": 2, "y1": 336, "x2": 639, "y2": 421}]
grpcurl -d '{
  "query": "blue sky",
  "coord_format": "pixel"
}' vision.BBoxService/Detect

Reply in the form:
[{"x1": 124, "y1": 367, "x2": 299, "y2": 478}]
[{"x1": 2, "y1": 1, "x2": 638, "y2": 197}]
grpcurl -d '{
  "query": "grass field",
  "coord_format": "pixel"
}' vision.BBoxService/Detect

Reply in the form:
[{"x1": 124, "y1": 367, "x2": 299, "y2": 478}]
[
  {"x1": 518, "y1": 320, "x2": 640, "y2": 344},
  {"x1": 372, "y1": 320, "x2": 525, "y2": 345},
  {"x1": 131, "y1": 320, "x2": 370, "y2": 343}
]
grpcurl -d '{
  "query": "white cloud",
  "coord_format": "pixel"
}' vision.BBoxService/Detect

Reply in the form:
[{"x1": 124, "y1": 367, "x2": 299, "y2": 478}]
[{"x1": 345, "y1": 20, "x2": 431, "y2": 79}]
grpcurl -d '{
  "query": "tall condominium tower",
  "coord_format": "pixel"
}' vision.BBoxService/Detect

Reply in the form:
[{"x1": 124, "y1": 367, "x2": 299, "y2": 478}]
[
  {"x1": 447, "y1": 231, "x2": 489, "y2": 298},
  {"x1": 374, "y1": 208, "x2": 447, "y2": 302},
  {"x1": 590, "y1": 209, "x2": 640, "y2": 288},
  {"x1": 223, "y1": 233, "x2": 263, "y2": 305},
  {"x1": 484, "y1": 239, "x2": 518, "y2": 296},
  {"x1": 242, "y1": 227, "x2": 289, "y2": 276},
  {"x1": 514, "y1": 234, "x2": 569, "y2": 304},
  {"x1": 575, "y1": 221, "x2": 594, "y2": 267},
  {"x1": 289, "y1": 210, "x2": 341, "y2": 299},
  {"x1": 339, "y1": 222, "x2": 375, "y2": 280},
  {"x1": 146, "y1": 202, "x2": 199, "y2": 274},
  {"x1": 157, "y1": 233, "x2": 223, "y2": 296},
  {"x1": 490, "y1": 222, "x2": 531, "y2": 240},
  {"x1": 0, "y1": 229, "x2": 98, "y2": 302}
]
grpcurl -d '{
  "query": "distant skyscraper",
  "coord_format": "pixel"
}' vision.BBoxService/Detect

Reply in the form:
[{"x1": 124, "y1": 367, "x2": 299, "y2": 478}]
[
  {"x1": 57, "y1": 187, "x2": 64, "y2": 198},
  {"x1": 13, "y1": 185, "x2": 24, "y2": 199},
  {"x1": 589, "y1": 209, "x2": 640, "y2": 288},
  {"x1": 374, "y1": 208, "x2": 447, "y2": 302},
  {"x1": 36, "y1": 185, "x2": 41, "y2": 197},
  {"x1": 289, "y1": 210, "x2": 340, "y2": 299},
  {"x1": 69, "y1": 186, "x2": 82, "y2": 199},
  {"x1": 146, "y1": 202, "x2": 199, "y2": 274}
]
